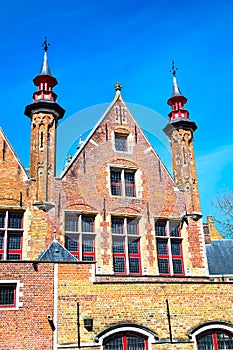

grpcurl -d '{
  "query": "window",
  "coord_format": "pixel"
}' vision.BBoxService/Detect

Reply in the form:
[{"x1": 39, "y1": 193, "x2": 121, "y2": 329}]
[
  {"x1": 182, "y1": 146, "x2": 187, "y2": 165},
  {"x1": 155, "y1": 220, "x2": 184, "y2": 276},
  {"x1": 104, "y1": 332, "x2": 147, "y2": 350},
  {"x1": 65, "y1": 212, "x2": 96, "y2": 261},
  {"x1": 197, "y1": 330, "x2": 233, "y2": 350},
  {"x1": 110, "y1": 168, "x2": 136, "y2": 197},
  {"x1": 0, "y1": 284, "x2": 16, "y2": 308},
  {"x1": 112, "y1": 217, "x2": 141, "y2": 275},
  {"x1": 0, "y1": 211, "x2": 23, "y2": 260},
  {"x1": 115, "y1": 134, "x2": 128, "y2": 152}
]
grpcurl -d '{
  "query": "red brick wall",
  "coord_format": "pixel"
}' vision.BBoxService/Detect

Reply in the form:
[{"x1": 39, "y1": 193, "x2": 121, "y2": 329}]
[
  {"x1": 57, "y1": 99, "x2": 207, "y2": 274},
  {"x1": 0, "y1": 130, "x2": 29, "y2": 208},
  {"x1": 0, "y1": 262, "x2": 54, "y2": 350}
]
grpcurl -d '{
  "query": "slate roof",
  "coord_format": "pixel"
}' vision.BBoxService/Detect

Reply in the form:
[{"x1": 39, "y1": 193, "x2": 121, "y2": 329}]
[
  {"x1": 37, "y1": 240, "x2": 78, "y2": 261},
  {"x1": 39, "y1": 51, "x2": 53, "y2": 76},
  {"x1": 206, "y1": 239, "x2": 233, "y2": 275},
  {"x1": 171, "y1": 76, "x2": 183, "y2": 97}
]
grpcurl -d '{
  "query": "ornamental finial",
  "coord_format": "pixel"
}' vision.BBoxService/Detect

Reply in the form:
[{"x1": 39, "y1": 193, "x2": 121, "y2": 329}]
[
  {"x1": 170, "y1": 60, "x2": 178, "y2": 77},
  {"x1": 115, "y1": 82, "x2": 122, "y2": 91},
  {"x1": 42, "y1": 36, "x2": 50, "y2": 52}
]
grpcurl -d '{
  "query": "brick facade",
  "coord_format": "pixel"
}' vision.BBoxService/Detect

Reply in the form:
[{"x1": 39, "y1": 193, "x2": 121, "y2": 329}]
[
  {"x1": 1, "y1": 262, "x2": 232, "y2": 349},
  {"x1": 0, "y1": 53, "x2": 231, "y2": 350}
]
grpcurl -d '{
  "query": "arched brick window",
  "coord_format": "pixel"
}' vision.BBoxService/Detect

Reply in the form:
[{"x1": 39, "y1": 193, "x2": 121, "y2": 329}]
[
  {"x1": 104, "y1": 332, "x2": 148, "y2": 350},
  {"x1": 95, "y1": 324, "x2": 158, "y2": 349},
  {"x1": 189, "y1": 323, "x2": 233, "y2": 350},
  {"x1": 197, "y1": 329, "x2": 233, "y2": 349}
]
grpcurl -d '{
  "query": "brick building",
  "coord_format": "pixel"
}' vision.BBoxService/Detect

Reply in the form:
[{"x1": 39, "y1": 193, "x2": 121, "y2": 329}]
[{"x1": 0, "y1": 42, "x2": 233, "y2": 350}]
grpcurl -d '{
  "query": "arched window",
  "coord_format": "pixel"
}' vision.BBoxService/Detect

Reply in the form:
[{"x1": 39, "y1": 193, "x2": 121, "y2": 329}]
[
  {"x1": 104, "y1": 332, "x2": 148, "y2": 350},
  {"x1": 196, "y1": 329, "x2": 233, "y2": 349}
]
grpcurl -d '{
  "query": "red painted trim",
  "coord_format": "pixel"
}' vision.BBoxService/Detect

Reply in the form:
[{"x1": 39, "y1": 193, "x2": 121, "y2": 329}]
[
  {"x1": 212, "y1": 332, "x2": 218, "y2": 350},
  {"x1": 113, "y1": 237, "x2": 126, "y2": 274},
  {"x1": 171, "y1": 239, "x2": 184, "y2": 276},
  {"x1": 82, "y1": 235, "x2": 95, "y2": 261},
  {"x1": 123, "y1": 334, "x2": 127, "y2": 350},
  {"x1": 128, "y1": 238, "x2": 141, "y2": 275}
]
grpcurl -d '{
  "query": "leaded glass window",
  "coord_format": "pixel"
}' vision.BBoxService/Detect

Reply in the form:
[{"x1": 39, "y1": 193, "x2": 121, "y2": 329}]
[
  {"x1": 65, "y1": 213, "x2": 96, "y2": 261},
  {"x1": 112, "y1": 217, "x2": 141, "y2": 275}
]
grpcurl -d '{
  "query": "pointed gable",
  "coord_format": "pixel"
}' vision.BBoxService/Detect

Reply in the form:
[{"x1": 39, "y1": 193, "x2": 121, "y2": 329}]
[
  {"x1": 0, "y1": 127, "x2": 29, "y2": 207},
  {"x1": 58, "y1": 88, "x2": 184, "y2": 217}
]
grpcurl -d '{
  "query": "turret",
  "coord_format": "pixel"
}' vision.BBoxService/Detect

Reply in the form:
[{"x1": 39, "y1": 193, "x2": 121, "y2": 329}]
[
  {"x1": 163, "y1": 61, "x2": 201, "y2": 216},
  {"x1": 24, "y1": 38, "x2": 65, "y2": 204}
]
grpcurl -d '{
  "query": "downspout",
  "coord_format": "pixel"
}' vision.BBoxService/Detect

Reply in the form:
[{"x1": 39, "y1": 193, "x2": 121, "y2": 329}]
[
  {"x1": 54, "y1": 263, "x2": 58, "y2": 350},
  {"x1": 77, "y1": 302, "x2": 81, "y2": 348},
  {"x1": 166, "y1": 299, "x2": 173, "y2": 343}
]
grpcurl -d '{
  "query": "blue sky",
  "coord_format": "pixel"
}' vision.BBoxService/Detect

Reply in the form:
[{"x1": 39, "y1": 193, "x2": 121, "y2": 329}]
[{"x1": 0, "y1": 0, "x2": 232, "y2": 220}]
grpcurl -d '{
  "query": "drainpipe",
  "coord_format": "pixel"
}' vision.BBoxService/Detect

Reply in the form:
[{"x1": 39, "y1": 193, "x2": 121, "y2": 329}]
[
  {"x1": 54, "y1": 263, "x2": 58, "y2": 350},
  {"x1": 166, "y1": 299, "x2": 173, "y2": 343}
]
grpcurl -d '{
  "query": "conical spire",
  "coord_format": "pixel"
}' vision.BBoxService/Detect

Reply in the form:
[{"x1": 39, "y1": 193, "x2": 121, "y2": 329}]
[
  {"x1": 167, "y1": 61, "x2": 188, "y2": 121},
  {"x1": 25, "y1": 38, "x2": 65, "y2": 118},
  {"x1": 171, "y1": 76, "x2": 183, "y2": 97},
  {"x1": 170, "y1": 60, "x2": 183, "y2": 97},
  {"x1": 29, "y1": 38, "x2": 58, "y2": 103},
  {"x1": 40, "y1": 51, "x2": 52, "y2": 76}
]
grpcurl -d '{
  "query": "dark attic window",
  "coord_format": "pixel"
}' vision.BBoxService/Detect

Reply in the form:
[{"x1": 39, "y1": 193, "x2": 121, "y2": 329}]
[{"x1": 115, "y1": 134, "x2": 128, "y2": 152}]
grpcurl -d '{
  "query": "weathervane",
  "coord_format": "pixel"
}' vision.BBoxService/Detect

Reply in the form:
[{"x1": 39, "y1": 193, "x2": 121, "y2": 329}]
[
  {"x1": 170, "y1": 60, "x2": 178, "y2": 77},
  {"x1": 114, "y1": 82, "x2": 122, "y2": 91},
  {"x1": 42, "y1": 36, "x2": 50, "y2": 52}
]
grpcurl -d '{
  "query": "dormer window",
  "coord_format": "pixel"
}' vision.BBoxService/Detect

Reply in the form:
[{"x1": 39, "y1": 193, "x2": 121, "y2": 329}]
[{"x1": 115, "y1": 134, "x2": 128, "y2": 152}]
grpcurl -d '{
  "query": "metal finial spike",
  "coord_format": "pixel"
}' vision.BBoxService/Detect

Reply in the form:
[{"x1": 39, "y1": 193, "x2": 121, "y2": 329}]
[
  {"x1": 115, "y1": 82, "x2": 122, "y2": 91},
  {"x1": 42, "y1": 36, "x2": 50, "y2": 52},
  {"x1": 170, "y1": 60, "x2": 178, "y2": 77}
]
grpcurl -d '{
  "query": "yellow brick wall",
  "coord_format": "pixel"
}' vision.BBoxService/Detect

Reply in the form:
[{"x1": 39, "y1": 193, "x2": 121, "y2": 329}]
[{"x1": 57, "y1": 263, "x2": 233, "y2": 349}]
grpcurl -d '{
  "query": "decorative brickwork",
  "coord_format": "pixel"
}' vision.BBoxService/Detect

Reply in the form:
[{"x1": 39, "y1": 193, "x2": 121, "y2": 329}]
[{"x1": 0, "y1": 51, "x2": 227, "y2": 350}]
